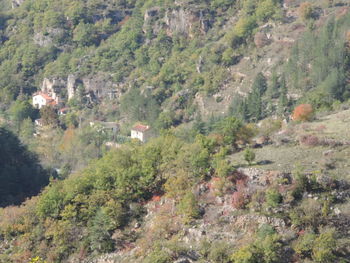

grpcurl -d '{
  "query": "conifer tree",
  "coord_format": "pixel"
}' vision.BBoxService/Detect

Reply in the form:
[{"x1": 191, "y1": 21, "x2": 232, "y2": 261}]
[
  {"x1": 252, "y1": 72, "x2": 268, "y2": 96},
  {"x1": 268, "y1": 71, "x2": 280, "y2": 99}
]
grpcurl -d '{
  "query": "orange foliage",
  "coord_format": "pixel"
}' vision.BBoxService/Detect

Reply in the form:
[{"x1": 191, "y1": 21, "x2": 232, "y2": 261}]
[
  {"x1": 151, "y1": 195, "x2": 162, "y2": 202},
  {"x1": 292, "y1": 104, "x2": 314, "y2": 122}
]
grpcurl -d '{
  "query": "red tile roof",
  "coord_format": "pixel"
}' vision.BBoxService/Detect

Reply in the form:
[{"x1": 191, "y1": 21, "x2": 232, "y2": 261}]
[
  {"x1": 33, "y1": 92, "x2": 57, "y2": 106},
  {"x1": 59, "y1": 107, "x2": 69, "y2": 113},
  {"x1": 132, "y1": 124, "x2": 150, "y2": 132}
]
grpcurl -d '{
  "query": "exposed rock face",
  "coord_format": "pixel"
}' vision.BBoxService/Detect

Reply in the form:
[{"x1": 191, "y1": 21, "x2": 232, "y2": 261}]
[
  {"x1": 41, "y1": 77, "x2": 66, "y2": 102},
  {"x1": 143, "y1": 6, "x2": 212, "y2": 38},
  {"x1": 81, "y1": 75, "x2": 117, "y2": 99},
  {"x1": 67, "y1": 75, "x2": 79, "y2": 100},
  {"x1": 40, "y1": 74, "x2": 122, "y2": 102},
  {"x1": 11, "y1": 0, "x2": 24, "y2": 9},
  {"x1": 33, "y1": 28, "x2": 65, "y2": 47},
  {"x1": 164, "y1": 8, "x2": 210, "y2": 37}
]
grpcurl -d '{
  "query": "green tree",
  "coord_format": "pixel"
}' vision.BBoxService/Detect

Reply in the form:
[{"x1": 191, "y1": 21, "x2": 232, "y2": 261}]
[
  {"x1": 215, "y1": 116, "x2": 243, "y2": 147},
  {"x1": 244, "y1": 147, "x2": 255, "y2": 165},
  {"x1": 252, "y1": 73, "x2": 268, "y2": 96},
  {"x1": 267, "y1": 72, "x2": 279, "y2": 99},
  {"x1": 73, "y1": 22, "x2": 96, "y2": 46},
  {"x1": 177, "y1": 192, "x2": 201, "y2": 222},
  {"x1": 312, "y1": 228, "x2": 336, "y2": 263},
  {"x1": 265, "y1": 189, "x2": 282, "y2": 208},
  {"x1": 19, "y1": 117, "x2": 35, "y2": 145},
  {"x1": 40, "y1": 106, "x2": 58, "y2": 127},
  {"x1": 8, "y1": 99, "x2": 36, "y2": 132},
  {"x1": 0, "y1": 127, "x2": 48, "y2": 207},
  {"x1": 88, "y1": 209, "x2": 115, "y2": 253}
]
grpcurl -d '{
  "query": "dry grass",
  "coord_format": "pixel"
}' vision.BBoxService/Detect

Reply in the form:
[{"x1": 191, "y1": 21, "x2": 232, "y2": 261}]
[{"x1": 230, "y1": 109, "x2": 350, "y2": 181}]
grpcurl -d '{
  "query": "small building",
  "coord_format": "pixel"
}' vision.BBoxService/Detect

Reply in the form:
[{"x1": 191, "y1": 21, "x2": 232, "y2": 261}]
[
  {"x1": 58, "y1": 107, "x2": 69, "y2": 115},
  {"x1": 131, "y1": 124, "x2": 151, "y2": 143},
  {"x1": 33, "y1": 92, "x2": 57, "y2": 109}
]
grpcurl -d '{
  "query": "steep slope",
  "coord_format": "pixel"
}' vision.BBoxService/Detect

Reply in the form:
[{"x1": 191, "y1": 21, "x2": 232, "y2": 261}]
[
  {"x1": 1, "y1": 110, "x2": 350, "y2": 262},
  {"x1": 0, "y1": 127, "x2": 49, "y2": 207},
  {"x1": 0, "y1": 0, "x2": 348, "y2": 127}
]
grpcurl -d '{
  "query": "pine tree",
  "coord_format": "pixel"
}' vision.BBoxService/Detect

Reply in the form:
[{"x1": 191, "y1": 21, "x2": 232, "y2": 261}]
[
  {"x1": 89, "y1": 209, "x2": 114, "y2": 253},
  {"x1": 268, "y1": 71, "x2": 280, "y2": 99},
  {"x1": 247, "y1": 89, "x2": 262, "y2": 122},
  {"x1": 192, "y1": 115, "x2": 206, "y2": 135},
  {"x1": 252, "y1": 72, "x2": 268, "y2": 96},
  {"x1": 278, "y1": 75, "x2": 289, "y2": 117}
]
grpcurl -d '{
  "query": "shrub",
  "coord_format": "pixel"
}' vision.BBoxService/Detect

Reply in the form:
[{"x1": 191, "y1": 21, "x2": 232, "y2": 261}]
[
  {"x1": 231, "y1": 244, "x2": 258, "y2": 263},
  {"x1": 232, "y1": 179, "x2": 248, "y2": 209},
  {"x1": 254, "y1": 32, "x2": 270, "y2": 48},
  {"x1": 299, "y1": 2, "x2": 315, "y2": 22},
  {"x1": 265, "y1": 189, "x2": 282, "y2": 208},
  {"x1": 232, "y1": 15, "x2": 257, "y2": 40},
  {"x1": 257, "y1": 224, "x2": 276, "y2": 239},
  {"x1": 208, "y1": 241, "x2": 231, "y2": 263},
  {"x1": 244, "y1": 148, "x2": 256, "y2": 165},
  {"x1": 255, "y1": 0, "x2": 278, "y2": 22},
  {"x1": 231, "y1": 234, "x2": 282, "y2": 263},
  {"x1": 292, "y1": 104, "x2": 314, "y2": 122},
  {"x1": 28, "y1": 257, "x2": 47, "y2": 263},
  {"x1": 177, "y1": 192, "x2": 201, "y2": 222},
  {"x1": 299, "y1": 134, "x2": 320, "y2": 147},
  {"x1": 312, "y1": 228, "x2": 336, "y2": 262},
  {"x1": 294, "y1": 230, "x2": 316, "y2": 258},
  {"x1": 144, "y1": 246, "x2": 171, "y2": 263}
]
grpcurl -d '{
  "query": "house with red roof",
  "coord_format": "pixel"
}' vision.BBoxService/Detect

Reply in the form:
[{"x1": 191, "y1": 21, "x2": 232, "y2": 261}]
[
  {"x1": 32, "y1": 92, "x2": 58, "y2": 109},
  {"x1": 131, "y1": 124, "x2": 151, "y2": 143}
]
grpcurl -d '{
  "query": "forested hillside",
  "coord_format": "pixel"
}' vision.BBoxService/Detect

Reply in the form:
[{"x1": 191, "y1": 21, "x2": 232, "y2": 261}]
[
  {"x1": 0, "y1": 127, "x2": 48, "y2": 207},
  {"x1": 0, "y1": 0, "x2": 350, "y2": 262}
]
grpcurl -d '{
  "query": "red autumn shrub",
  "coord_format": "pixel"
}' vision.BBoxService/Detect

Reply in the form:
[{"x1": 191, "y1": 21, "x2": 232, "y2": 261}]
[
  {"x1": 292, "y1": 104, "x2": 314, "y2": 122},
  {"x1": 232, "y1": 191, "x2": 246, "y2": 209},
  {"x1": 232, "y1": 179, "x2": 248, "y2": 209}
]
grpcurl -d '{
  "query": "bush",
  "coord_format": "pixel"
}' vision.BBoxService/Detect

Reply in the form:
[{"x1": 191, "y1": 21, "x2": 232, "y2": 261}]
[
  {"x1": 299, "y1": 134, "x2": 320, "y2": 147},
  {"x1": 265, "y1": 189, "x2": 282, "y2": 208},
  {"x1": 231, "y1": 234, "x2": 282, "y2": 263},
  {"x1": 294, "y1": 230, "x2": 316, "y2": 258},
  {"x1": 254, "y1": 32, "x2": 270, "y2": 48},
  {"x1": 208, "y1": 241, "x2": 231, "y2": 263},
  {"x1": 232, "y1": 179, "x2": 248, "y2": 209},
  {"x1": 312, "y1": 228, "x2": 336, "y2": 263},
  {"x1": 257, "y1": 224, "x2": 276, "y2": 239},
  {"x1": 231, "y1": 244, "x2": 258, "y2": 263},
  {"x1": 144, "y1": 246, "x2": 171, "y2": 263},
  {"x1": 292, "y1": 104, "x2": 314, "y2": 122},
  {"x1": 299, "y1": 2, "x2": 315, "y2": 22},
  {"x1": 244, "y1": 148, "x2": 255, "y2": 165},
  {"x1": 177, "y1": 192, "x2": 201, "y2": 222}
]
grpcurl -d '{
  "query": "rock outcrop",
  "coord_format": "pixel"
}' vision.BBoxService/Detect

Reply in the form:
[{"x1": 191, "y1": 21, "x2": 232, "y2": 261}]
[
  {"x1": 40, "y1": 74, "x2": 122, "y2": 103},
  {"x1": 11, "y1": 0, "x2": 24, "y2": 9},
  {"x1": 143, "y1": 6, "x2": 212, "y2": 38}
]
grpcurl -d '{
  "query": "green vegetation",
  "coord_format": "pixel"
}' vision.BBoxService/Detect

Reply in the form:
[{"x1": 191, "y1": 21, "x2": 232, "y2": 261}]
[
  {"x1": 0, "y1": 127, "x2": 48, "y2": 207},
  {"x1": 0, "y1": 0, "x2": 350, "y2": 262},
  {"x1": 244, "y1": 147, "x2": 256, "y2": 165}
]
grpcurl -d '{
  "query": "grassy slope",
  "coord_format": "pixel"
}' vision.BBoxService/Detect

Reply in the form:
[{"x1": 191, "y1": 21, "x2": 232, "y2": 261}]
[{"x1": 230, "y1": 108, "x2": 350, "y2": 180}]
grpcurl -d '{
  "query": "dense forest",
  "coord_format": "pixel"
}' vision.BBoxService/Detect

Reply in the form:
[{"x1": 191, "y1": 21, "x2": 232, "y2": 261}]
[
  {"x1": 0, "y1": 127, "x2": 48, "y2": 207},
  {"x1": 0, "y1": 0, "x2": 350, "y2": 262}
]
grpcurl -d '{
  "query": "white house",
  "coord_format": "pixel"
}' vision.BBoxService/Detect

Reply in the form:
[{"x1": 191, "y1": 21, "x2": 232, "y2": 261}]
[
  {"x1": 131, "y1": 124, "x2": 151, "y2": 143},
  {"x1": 33, "y1": 92, "x2": 57, "y2": 109}
]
